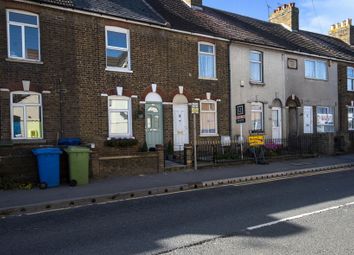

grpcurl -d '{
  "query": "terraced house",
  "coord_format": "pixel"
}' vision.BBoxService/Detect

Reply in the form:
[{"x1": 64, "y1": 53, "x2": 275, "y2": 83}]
[
  {"x1": 0, "y1": 0, "x2": 230, "y2": 180},
  {"x1": 192, "y1": 3, "x2": 354, "y2": 152},
  {"x1": 1, "y1": 0, "x2": 353, "y2": 183}
]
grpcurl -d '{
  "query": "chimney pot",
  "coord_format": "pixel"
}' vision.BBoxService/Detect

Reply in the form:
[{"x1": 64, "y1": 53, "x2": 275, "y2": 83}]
[
  {"x1": 270, "y1": 2, "x2": 299, "y2": 31},
  {"x1": 329, "y1": 17, "x2": 353, "y2": 45}
]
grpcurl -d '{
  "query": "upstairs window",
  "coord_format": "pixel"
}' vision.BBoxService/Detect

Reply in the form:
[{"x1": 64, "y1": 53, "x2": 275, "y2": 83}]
[
  {"x1": 251, "y1": 102, "x2": 264, "y2": 132},
  {"x1": 305, "y1": 60, "x2": 327, "y2": 80},
  {"x1": 108, "y1": 97, "x2": 132, "y2": 138},
  {"x1": 11, "y1": 92, "x2": 43, "y2": 139},
  {"x1": 105, "y1": 26, "x2": 130, "y2": 72},
  {"x1": 7, "y1": 10, "x2": 40, "y2": 61},
  {"x1": 200, "y1": 100, "x2": 217, "y2": 136},
  {"x1": 250, "y1": 51, "x2": 263, "y2": 83},
  {"x1": 347, "y1": 67, "x2": 354, "y2": 91},
  {"x1": 198, "y1": 42, "x2": 216, "y2": 79}
]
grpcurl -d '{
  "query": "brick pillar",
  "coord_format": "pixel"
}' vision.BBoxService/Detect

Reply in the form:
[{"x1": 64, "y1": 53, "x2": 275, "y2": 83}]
[
  {"x1": 0, "y1": 89, "x2": 11, "y2": 141},
  {"x1": 184, "y1": 144, "x2": 193, "y2": 168},
  {"x1": 327, "y1": 133, "x2": 335, "y2": 155},
  {"x1": 156, "y1": 144, "x2": 165, "y2": 172},
  {"x1": 90, "y1": 149, "x2": 100, "y2": 178}
]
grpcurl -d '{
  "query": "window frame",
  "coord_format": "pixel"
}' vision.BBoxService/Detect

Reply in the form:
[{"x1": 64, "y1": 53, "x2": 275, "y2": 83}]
[
  {"x1": 105, "y1": 26, "x2": 131, "y2": 72},
  {"x1": 251, "y1": 102, "x2": 264, "y2": 132},
  {"x1": 304, "y1": 59, "x2": 328, "y2": 80},
  {"x1": 348, "y1": 106, "x2": 354, "y2": 131},
  {"x1": 6, "y1": 9, "x2": 41, "y2": 62},
  {"x1": 316, "y1": 106, "x2": 335, "y2": 133},
  {"x1": 199, "y1": 99, "x2": 218, "y2": 136},
  {"x1": 10, "y1": 91, "x2": 43, "y2": 140},
  {"x1": 108, "y1": 96, "x2": 133, "y2": 138},
  {"x1": 249, "y1": 50, "x2": 264, "y2": 83},
  {"x1": 347, "y1": 67, "x2": 354, "y2": 92},
  {"x1": 198, "y1": 42, "x2": 217, "y2": 80}
]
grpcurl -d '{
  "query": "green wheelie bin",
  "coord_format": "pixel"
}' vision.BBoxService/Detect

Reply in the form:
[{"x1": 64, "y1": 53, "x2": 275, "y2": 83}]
[{"x1": 64, "y1": 146, "x2": 91, "y2": 186}]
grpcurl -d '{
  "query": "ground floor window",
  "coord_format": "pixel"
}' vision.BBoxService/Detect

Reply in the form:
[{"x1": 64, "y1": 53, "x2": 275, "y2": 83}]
[
  {"x1": 11, "y1": 92, "x2": 43, "y2": 139},
  {"x1": 200, "y1": 100, "x2": 217, "y2": 136},
  {"x1": 251, "y1": 102, "x2": 264, "y2": 132},
  {"x1": 316, "y1": 106, "x2": 334, "y2": 133},
  {"x1": 108, "y1": 96, "x2": 132, "y2": 138},
  {"x1": 348, "y1": 107, "x2": 354, "y2": 131}
]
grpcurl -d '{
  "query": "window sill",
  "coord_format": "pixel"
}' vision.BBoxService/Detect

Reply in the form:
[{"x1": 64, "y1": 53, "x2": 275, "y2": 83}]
[
  {"x1": 304, "y1": 77, "x2": 328, "y2": 82},
  {"x1": 249, "y1": 131, "x2": 265, "y2": 135},
  {"x1": 12, "y1": 139, "x2": 47, "y2": 145},
  {"x1": 6, "y1": 58, "x2": 43, "y2": 65},
  {"x1": 249, "y1": 81, "x2": 265, "y2": 86},
  {"x1": 107, "y1": 136, "x2": 134, "y2": 140},
  {"x1": 200, "y1": 134, "x2": 219, "y2": 137},
  {"x1": 198, "y1": 77, "x2": 218, "y2": 81},
  {"x1": 105, "y1": 67, "x2": 133, "y2": 73}
]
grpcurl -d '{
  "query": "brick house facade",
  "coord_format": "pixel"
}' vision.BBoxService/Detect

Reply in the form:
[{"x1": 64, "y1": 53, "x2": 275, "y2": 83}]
[{"x1": 0, "y1": 0, "x2": 230, "y2": 181}]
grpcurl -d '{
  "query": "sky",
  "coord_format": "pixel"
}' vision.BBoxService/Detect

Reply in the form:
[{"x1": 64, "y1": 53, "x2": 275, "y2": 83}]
[{"x1": 203, "y1": 0, "x2": 354, "y2": 35}]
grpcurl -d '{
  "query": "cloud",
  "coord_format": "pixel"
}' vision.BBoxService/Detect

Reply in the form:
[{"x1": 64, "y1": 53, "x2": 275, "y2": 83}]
[{"x1": 298, "y1": 0, "x2": 354, "y2": 34}]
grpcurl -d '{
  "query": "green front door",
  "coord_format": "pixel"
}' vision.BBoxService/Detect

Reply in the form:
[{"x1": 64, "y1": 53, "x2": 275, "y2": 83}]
[{"x1": 145, "y1": 102, "x2": 163, "y2": 149}]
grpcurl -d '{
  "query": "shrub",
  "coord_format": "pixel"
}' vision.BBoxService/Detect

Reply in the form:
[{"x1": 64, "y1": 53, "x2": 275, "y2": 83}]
[{"x1": 105, "y1": 138, "x2": 139, "y2": 148}]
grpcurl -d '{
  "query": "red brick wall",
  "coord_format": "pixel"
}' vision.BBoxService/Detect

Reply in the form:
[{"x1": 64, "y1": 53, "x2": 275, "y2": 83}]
[{"x1": 0, "y1": 1, "x2": 230, "y2": 179}]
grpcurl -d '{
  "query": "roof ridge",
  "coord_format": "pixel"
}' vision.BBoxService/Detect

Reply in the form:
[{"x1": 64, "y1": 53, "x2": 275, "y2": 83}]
[{"x1": 203, "y1": 5, "x2": 281, "y2": 28}]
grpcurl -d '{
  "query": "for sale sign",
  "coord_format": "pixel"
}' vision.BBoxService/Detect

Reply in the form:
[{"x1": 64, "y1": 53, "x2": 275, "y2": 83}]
[{"x1": 248, "y1": 135, "x2": 265, "y2": 147}]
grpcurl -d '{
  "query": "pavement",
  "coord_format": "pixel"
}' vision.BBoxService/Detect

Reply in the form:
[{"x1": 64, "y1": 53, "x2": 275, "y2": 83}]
[
  {"x1": 1, "y1": 154, "x2": 354, "y2": 216},
  {"x1": 1, "y1": 169, "x2": 354, "y2": 255}
]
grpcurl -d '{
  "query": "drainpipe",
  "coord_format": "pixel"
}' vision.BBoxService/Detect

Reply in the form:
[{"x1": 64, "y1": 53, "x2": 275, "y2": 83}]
[
  {"x1": 58, "y1": 78, "x2": 64, "y2": 141},
  {"x1": 227, "y1": 41, "x2": 232, "y2": 137}
]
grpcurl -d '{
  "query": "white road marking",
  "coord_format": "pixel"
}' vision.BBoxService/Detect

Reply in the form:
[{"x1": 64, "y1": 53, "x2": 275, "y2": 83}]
[{"x1": 247, "y1": 201, "x2": 354, "y2": 231}]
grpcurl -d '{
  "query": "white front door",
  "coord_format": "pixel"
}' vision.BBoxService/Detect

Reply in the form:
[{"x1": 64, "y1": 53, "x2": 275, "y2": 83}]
[
  {"x1": 303, "y1": 106, "x2": 313, "y2": 134},
  {"x1": 173, "y1": 104, "x2": 189, "y2": 151},
  {"x1": 272, "y1": 107, "x2": 282, "y2": 140}
]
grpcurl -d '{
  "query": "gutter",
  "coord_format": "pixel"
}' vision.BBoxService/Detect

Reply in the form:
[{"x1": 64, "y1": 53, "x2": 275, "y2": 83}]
[{"x1": 13, "y1": 0, "x2": 229, "y2": 42}]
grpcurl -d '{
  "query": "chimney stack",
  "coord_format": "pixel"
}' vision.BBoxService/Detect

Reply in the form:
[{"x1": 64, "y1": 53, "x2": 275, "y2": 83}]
[
  {"x1": 183, "y1": 0, "x2": 202, "y2": 7},
  {"x1": 329, "y1": 18, "x2": 353, "y2": 45},
  {"x1": 269, "y1": 3, "x2": 299, "y2": 31}
]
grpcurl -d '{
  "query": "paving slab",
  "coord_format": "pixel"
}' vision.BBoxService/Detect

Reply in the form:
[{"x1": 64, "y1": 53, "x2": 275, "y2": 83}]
[{"x1": 0, "y1": 154, "x2": 353, "y2": 211}]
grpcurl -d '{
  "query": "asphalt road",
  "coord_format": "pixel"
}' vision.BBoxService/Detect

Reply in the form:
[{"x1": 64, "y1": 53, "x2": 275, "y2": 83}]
[{"x1": 1, "y1": 170, "x2": 354, "y2": 255}]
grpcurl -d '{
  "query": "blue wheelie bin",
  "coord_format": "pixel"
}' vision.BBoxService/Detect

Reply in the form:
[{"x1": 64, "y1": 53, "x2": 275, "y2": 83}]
[{"x1": 32, "y1": 148, "x2": 62, "y2": 189}]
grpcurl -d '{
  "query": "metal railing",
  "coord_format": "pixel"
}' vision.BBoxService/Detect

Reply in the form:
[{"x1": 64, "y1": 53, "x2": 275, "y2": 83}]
[{"x1": 196, "y1": 136, "x2": 321, "y2": 164}]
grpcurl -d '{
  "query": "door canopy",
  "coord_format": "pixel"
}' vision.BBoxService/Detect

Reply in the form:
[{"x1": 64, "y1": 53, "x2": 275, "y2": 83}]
[
  {"x1": 286, "y1": 95, "x2": 301, "y2": 107},
  {"x1": 173, "y1": 94, "x2": 188, "y2": 104},
  {"x1": 146, "y1": 92, "x2": 162, "y2": 102}
]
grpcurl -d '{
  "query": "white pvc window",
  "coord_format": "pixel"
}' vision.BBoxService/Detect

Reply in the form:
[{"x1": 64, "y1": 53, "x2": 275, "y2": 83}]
[
  {"x1": 250, "y1": 51, "x2": 263, "y2": 83},
  {"x1": 347, "y1": 67, "x2": 354, "y2": 91},
  {"x1": 105, "y1": 26, "x2": 131, "y2": 72},
  {"x1": 316, "y1": 106, "x2": 334, "y2": 133},
  {"x1": 305, "y1": 60, "x2": 327, "y2": 80},
  {"x1": 198, "y1": 42, "x2": 216, "y2": 79},
  {"x1": 11, "y1": 92, "x2": 43, "y2": 139},
  {"x1": 200, "y1": 100, "x2": 217, "y2": 136},
  {"x1": 7, "y1": 10, "x2": 40, "y2": 61},
  {"x1": 348, "y1": 107, "x2": 354, "y2": 131},
  {"x1": 108, "y1": 96, "x2": 132, "y2": 138},
  {"x1": 251, "y1": 102, "x2": 264, "y2": 132}
]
